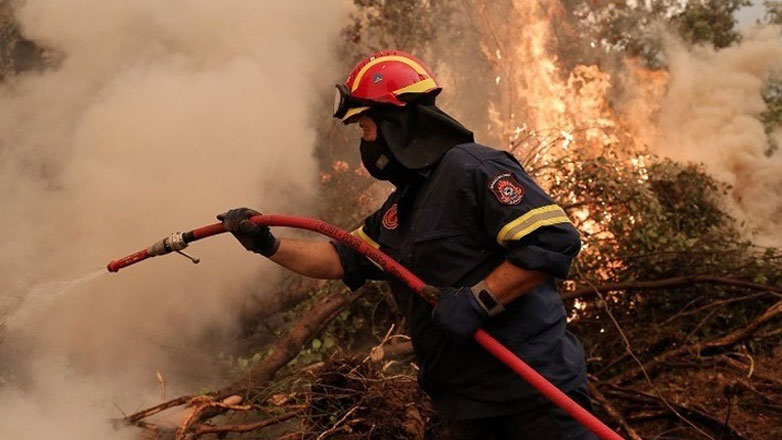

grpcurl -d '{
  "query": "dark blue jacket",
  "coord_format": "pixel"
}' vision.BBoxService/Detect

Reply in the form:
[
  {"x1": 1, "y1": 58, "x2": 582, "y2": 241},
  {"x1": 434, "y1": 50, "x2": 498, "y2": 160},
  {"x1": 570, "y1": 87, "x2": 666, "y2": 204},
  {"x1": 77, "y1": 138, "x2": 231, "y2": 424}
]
[{"x1": 332, "y1": 143, "x2": 586, "y2": 421}]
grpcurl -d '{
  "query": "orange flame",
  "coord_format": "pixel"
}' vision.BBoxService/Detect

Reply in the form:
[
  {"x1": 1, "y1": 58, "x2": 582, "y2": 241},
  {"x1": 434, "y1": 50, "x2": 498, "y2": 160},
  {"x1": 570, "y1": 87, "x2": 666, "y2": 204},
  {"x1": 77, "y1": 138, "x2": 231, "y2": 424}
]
[{"x1": 470, "y1": 0, "x2": 668, "y2": 172}]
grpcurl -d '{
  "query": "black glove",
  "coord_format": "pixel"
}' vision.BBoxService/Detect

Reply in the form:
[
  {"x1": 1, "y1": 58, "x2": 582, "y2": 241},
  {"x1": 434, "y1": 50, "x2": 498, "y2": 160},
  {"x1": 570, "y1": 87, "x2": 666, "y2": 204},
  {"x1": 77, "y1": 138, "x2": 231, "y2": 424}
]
[
  {"x1": 431, "y1": 285, "x2": 489, "y2": 341},
  {"x1": 217, "y1": 208, "x2": 280, "y2": 257}
]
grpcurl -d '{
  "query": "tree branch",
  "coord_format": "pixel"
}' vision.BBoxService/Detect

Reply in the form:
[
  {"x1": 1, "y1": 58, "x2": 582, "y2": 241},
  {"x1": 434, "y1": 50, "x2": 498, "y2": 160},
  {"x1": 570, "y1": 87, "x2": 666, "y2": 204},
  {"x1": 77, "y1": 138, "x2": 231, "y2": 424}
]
[
  {"x1": 562, "y1": 275, "x2": 782, "y2": 301},
  {"x1": 587, "y1": 382, "x2": 643, "y2": 440},
  {"x1": 124, "y1": 395, "x2": 196, "y2": 425},
  {"x1": 188, "y1": 412, "x2": 298, "y2": 440},
  {"x1": 611, "y1": 301, "x2": 782, "y2": 384},
  {"x1": 599, "y1": 383, "x2": 749, "y2": 440}
]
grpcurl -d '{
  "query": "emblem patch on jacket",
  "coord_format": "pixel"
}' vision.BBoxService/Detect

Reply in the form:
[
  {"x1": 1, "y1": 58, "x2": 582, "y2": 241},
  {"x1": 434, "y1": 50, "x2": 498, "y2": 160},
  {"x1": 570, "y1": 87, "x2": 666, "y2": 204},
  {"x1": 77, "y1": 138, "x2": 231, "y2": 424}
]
[
  {"x1": 382, "y1": 203, "x2": 398, "y2": 230},
  {"x1": 489, "y1": 173, "x2": 525, "y2": 205}
]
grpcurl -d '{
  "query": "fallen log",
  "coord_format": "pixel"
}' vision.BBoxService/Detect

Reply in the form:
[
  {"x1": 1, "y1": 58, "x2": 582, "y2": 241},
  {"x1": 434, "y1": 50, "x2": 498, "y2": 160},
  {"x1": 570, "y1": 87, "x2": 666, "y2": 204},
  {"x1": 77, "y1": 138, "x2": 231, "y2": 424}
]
[
  {"x1": 226, "y1": 286, "x2": 369, "y2": 398},
  {"x1": 238, "y1": 282, "x2": 319, "y2": 336}
]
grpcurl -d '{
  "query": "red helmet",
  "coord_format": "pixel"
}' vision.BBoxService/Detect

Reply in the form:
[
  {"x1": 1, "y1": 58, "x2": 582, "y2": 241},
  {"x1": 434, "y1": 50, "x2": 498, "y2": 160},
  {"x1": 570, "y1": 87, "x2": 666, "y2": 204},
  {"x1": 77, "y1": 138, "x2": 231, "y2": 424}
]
[{"x1": 333, "y1": 50, "x2": 441, "y2": 122}]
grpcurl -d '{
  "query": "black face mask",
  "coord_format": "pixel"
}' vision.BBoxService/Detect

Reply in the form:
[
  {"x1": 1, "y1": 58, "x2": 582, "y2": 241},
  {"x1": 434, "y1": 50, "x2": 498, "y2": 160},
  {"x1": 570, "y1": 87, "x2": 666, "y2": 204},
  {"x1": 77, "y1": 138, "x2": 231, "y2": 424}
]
[{"x1": 359, "y1": 134, "x2": 411, "y2": 188}]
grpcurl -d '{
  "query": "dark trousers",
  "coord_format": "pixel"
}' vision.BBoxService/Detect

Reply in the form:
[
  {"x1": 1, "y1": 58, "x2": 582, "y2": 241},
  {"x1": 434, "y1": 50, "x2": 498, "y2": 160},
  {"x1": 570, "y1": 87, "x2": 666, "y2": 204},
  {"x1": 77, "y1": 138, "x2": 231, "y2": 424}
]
[{"x1": 442, "y1": 387, "x2": 598, "y2": 440}]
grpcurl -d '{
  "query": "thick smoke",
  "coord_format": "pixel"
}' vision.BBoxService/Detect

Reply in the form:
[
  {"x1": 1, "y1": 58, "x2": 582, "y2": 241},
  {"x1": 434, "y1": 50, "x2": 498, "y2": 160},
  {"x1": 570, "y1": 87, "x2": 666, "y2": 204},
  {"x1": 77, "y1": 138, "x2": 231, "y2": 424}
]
[
  {"x1": 652, "y1": 26, "x2": 782, "y2": 246},
  {"x1": 0, "y1": 0, "x2": 346, "y2": 438}
]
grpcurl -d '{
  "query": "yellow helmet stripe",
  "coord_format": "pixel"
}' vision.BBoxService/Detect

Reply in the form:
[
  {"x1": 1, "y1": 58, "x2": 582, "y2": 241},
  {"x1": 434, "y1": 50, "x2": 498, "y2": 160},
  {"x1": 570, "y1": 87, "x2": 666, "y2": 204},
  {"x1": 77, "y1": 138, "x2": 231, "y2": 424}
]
[
  {"x1": 392, "y1": 78, "x2": 438, "y2": 95},
  {"x1": 351, "y1": 55, "x2": 431, "y2": 92},
  {"x1": 341, "y1": 106, "x2": 370, "y2": 121}
]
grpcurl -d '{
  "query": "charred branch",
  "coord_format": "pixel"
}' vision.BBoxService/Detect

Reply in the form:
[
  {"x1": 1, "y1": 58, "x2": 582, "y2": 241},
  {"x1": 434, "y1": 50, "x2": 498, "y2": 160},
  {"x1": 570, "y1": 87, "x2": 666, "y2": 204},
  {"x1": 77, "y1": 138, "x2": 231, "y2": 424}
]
[
  {"x1": 562, "y1": 276, "x2": 782, "y2": 301},
  {"x1": 187, "y1": 412, "x2": 298, "y2": 440},
  {"x1": 587, "y1": 382, "x2": 643, "y2": 440},
  {"x1": 611, "y1": 301, "x2": 782, "y2": 384},
  {"x1": 597, "y1": 382, "x2": 749, "y2": 440}
]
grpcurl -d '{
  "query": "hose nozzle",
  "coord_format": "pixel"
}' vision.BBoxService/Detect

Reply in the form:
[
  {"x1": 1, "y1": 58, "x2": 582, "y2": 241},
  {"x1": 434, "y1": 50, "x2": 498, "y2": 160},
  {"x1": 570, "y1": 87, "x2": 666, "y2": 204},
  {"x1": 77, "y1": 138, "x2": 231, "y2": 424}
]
[
  {"x1": 147, "y1": 232, "x2": 188, "y2": 256},
  {"x1": 108, "y1": 230, "x2": 204, "y2": 273},
  {"x1": 146, "y1": 232, "x2": 199, "y2": 265}
]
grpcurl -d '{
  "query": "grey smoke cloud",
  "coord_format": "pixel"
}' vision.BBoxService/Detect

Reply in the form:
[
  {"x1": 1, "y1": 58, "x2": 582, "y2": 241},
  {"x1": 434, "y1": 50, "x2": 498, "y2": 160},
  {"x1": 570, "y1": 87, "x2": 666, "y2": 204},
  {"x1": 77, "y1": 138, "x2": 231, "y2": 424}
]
[
  {"x1": 0, "y1": 0, "x2": 347, "y2": 438},
  {"x1": 653, "y1": 25, "x2": 782, "y2": 246}
]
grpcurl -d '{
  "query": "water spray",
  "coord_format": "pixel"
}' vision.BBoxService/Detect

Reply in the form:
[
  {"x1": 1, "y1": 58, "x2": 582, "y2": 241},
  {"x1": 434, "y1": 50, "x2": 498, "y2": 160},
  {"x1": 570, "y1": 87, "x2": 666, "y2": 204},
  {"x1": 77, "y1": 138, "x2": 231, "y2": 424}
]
[{"x1": 107, "y1": 214, "x2": 624, "y2": 440}]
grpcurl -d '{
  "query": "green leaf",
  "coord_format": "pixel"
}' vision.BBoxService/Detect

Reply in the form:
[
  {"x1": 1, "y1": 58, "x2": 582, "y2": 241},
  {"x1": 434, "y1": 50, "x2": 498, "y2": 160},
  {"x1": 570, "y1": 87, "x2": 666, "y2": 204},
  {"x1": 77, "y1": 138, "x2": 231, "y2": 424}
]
[{"x1": 312, "y1": 339, "x2": 322, "y2": 350}]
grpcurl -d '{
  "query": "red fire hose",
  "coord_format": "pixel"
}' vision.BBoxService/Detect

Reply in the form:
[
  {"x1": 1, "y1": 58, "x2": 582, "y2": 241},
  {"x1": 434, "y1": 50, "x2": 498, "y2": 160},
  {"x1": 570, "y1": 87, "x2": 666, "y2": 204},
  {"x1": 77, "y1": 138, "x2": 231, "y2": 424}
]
[{"x1": 108, "y1": 214, "x2": 623, "y2": 440}]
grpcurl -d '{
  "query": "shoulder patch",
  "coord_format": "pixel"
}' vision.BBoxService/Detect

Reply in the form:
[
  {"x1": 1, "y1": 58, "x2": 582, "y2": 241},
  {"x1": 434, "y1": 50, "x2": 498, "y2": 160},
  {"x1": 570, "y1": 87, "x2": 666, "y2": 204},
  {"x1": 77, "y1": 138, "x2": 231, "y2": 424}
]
[
  {"x1": 382, "y1": 203, "x2": 398, "y2": 230},
  {"x1": 489, "y1": 173, "x2": 525, "y2": 205}
]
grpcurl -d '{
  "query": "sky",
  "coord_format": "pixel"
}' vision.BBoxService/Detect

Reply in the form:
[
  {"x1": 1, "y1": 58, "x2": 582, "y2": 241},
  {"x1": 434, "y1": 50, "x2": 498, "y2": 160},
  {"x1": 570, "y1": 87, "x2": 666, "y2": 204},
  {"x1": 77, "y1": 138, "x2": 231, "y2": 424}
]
[{"x1": 735, "y1": 2, "x2": 768, "y2": 28}]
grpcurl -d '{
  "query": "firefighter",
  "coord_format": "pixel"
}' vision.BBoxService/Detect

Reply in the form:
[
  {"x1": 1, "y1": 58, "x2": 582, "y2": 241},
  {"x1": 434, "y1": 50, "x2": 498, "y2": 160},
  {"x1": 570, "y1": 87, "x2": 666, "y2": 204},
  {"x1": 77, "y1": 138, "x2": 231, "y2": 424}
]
[{"x1": 219, "y1": 50, "x2": 595, "y2": 440}]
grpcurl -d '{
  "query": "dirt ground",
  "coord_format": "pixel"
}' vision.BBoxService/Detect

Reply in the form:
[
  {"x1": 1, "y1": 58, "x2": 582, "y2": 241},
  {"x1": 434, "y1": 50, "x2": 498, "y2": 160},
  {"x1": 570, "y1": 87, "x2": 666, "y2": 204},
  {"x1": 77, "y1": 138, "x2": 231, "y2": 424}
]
[{"x1": 296, "y1": 350, "x2": 782, "y2": 440}]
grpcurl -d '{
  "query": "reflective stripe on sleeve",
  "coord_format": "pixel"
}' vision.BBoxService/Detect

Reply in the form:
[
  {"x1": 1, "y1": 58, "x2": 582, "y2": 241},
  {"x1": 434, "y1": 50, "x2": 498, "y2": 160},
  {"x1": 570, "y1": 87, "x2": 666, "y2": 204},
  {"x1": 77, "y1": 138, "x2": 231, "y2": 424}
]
[
  {"x1": 496, "y1": 204, "x2": 572, "y2": 244},
  {"x1": 353, "y1": 226, "x2": 380, "y2": 249}
]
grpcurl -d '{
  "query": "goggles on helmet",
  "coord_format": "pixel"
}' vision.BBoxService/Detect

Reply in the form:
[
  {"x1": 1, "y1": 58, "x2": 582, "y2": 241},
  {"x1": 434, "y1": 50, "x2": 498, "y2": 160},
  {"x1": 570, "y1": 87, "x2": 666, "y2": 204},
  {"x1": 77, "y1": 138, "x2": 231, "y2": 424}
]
[{"x1": 332, "y1": 84, "x2": 376, "y2": 121}]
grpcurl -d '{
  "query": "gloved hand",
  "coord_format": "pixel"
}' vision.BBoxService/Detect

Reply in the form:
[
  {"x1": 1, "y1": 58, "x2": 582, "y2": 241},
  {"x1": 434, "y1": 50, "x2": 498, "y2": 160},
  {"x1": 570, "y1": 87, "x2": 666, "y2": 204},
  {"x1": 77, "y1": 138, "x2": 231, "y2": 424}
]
[
  {"x1": 430, "y1": 285, "x2": 489, "y2": 341},
  {"x1": 217, "y1": 208, "x2": 280, "y2": 257}
]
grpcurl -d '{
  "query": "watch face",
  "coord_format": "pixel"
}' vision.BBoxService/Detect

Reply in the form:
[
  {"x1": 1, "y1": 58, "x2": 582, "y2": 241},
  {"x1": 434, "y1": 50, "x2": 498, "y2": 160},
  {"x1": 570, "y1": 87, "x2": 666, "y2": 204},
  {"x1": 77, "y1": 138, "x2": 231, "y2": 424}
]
[{"x1": 478, "y1": 289, "x2": 499, "y2": 309}]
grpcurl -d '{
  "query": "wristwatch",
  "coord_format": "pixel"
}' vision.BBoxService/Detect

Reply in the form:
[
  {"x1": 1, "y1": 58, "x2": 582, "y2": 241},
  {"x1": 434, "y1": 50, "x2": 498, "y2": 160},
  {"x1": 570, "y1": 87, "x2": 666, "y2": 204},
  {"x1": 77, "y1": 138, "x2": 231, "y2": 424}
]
[{"x1": 471, "y1": 280, "x2": 505, "y2": 317}]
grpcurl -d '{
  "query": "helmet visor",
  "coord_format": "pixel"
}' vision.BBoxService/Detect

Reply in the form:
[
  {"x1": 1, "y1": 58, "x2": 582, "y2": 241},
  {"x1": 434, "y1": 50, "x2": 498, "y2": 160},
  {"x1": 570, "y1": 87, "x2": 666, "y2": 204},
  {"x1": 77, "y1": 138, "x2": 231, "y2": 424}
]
[{"x1": 332, "y1": 84, "x2": 375, "y2": 121}]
